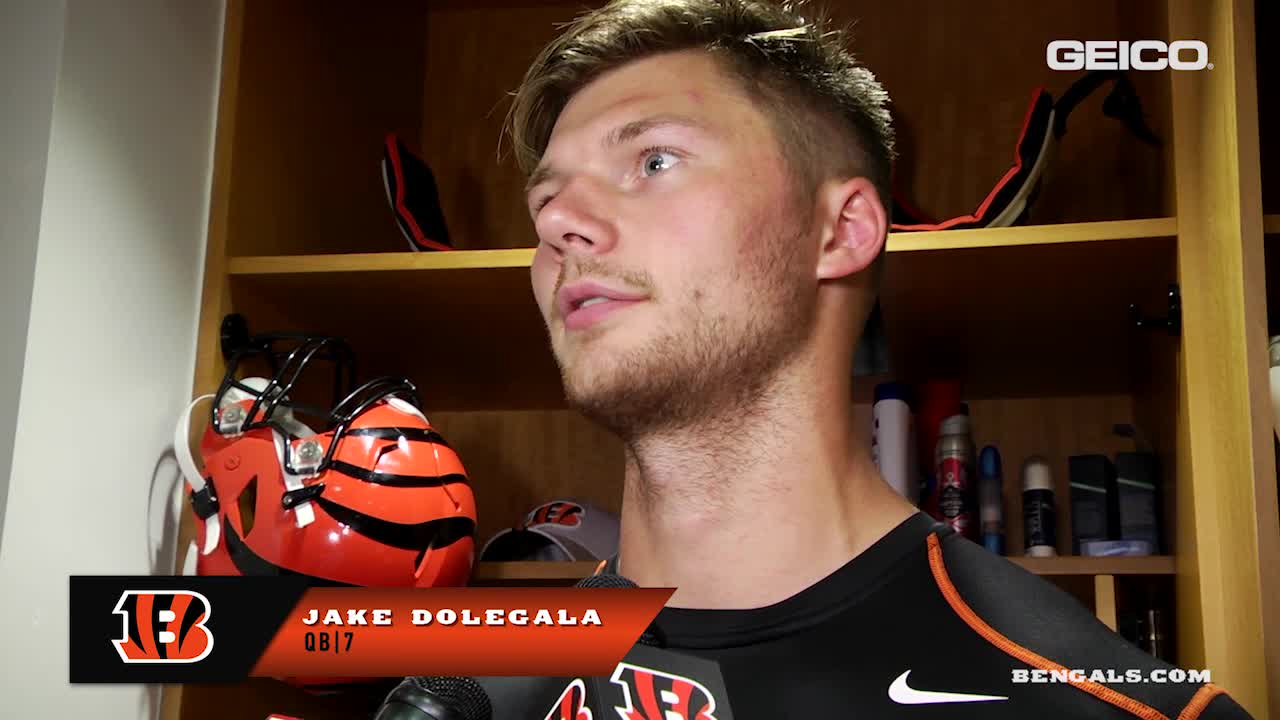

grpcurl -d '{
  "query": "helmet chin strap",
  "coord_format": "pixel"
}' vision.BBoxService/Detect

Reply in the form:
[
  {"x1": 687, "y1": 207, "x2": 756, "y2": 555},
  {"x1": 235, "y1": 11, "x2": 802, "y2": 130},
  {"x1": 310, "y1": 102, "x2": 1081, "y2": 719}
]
[
  {"x1": 174, "y1": 395, "x2": 221, "y2": 556},
  {"x1": 175, "y1": 385, "x2": 322, "y2": 559},
  {"x1": 228, "y1": 378, "x2": 319, "y2": 528},
  {"x1": 272, "y1": 429, "x2": 317, "y2": 529}
]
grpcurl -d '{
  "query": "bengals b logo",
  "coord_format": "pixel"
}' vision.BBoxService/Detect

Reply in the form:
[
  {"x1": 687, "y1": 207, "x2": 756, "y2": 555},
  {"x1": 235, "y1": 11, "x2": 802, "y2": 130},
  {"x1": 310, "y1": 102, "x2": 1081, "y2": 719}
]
[
  {"x1": 111, "y1": 590, "x2": 213, "y2": 663},
  {"x1": 611, "y1": 663, "x2": 719, "y2": 720},
  {"x1": 542, "y1": 678, "x2": 593, "y2": 720},
  {"x1": 528, "y1": 501, "x2": 584, "y2": 527}
]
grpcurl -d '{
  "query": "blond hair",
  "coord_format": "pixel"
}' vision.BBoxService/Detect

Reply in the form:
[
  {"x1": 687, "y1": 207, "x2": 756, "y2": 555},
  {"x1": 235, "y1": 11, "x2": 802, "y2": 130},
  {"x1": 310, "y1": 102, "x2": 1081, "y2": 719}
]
[{"x1": 505, "y1": 0, "x2": 896, "y2": 211}]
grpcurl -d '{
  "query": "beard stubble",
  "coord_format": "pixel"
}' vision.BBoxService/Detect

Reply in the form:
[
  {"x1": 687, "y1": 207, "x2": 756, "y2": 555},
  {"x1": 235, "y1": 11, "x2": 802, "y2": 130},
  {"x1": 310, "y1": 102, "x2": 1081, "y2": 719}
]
[{"x1": 558, "y1": 205, "x2": 817, "y2": 442}]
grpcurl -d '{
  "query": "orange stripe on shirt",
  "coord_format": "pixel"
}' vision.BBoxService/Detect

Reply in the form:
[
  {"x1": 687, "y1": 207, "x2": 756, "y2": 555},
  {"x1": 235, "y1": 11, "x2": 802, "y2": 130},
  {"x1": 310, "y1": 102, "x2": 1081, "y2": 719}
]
[
  {"x1": 926, "y1": 533, "x2": 1169, "y2": 720},
  {"x1": 1176, "y1": 684, "x2": 1227, "y2": 720}
]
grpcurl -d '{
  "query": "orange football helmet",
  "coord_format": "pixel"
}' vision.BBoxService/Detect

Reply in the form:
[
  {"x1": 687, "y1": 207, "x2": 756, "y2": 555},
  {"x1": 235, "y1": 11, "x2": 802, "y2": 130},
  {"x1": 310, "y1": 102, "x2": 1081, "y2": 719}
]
[{"x1": 177, "y1": 329, "x2": 476, "y2": 590}]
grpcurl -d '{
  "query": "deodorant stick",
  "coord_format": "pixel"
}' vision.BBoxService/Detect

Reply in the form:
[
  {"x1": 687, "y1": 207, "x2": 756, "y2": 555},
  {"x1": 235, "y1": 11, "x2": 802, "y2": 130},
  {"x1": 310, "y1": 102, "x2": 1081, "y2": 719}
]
[
  {"x1": 978, "y1": 446, "x2": 1005, "y2": 555},
  {"x1": 1269, "y1": 336, "x2": 1280, "y2": 441},
  {"x1": 1022, "y1": 455, "x2": 1057, "y2": 557},
  {"x1": 872, "y1": 382, "x2": 916, "y2": 504}
]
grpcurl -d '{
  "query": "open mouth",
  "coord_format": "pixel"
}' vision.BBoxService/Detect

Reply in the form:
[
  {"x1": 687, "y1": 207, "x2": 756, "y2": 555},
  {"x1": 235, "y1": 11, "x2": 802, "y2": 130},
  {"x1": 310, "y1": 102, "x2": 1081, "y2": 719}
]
[
  {"x1": 562, "y1": 295, "x2": 644, "y2": 330},
  {"x1": 572, "y1": 296, "x2": 612, "y2": 311},
  {"x1": 556, "y1": 280, "x2": 648, "y2": 330}
]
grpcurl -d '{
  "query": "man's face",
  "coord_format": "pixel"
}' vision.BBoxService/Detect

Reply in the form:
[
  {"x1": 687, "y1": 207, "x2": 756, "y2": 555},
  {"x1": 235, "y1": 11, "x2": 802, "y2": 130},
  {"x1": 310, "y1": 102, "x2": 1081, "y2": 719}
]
[{"x1": 526, "y1": 50, "x2": 817, "y2": 436}]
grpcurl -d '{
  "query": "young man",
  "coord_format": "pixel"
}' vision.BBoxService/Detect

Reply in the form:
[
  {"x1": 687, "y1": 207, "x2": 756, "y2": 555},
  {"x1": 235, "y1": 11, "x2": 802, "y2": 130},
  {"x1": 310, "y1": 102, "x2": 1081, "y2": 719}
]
[{"x1": 507, "y1": 1, "x2": 1253, "y2": 717}]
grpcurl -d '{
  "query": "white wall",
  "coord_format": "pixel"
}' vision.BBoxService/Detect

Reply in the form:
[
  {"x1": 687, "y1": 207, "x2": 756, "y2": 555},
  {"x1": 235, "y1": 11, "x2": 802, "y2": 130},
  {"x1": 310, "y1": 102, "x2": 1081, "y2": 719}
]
[
  {"x1": 0, "y1": 0, "x2": 67, "y2": 560},
  {"x1": 0, "y1": 1, "x2": 224, "y2": 718}
]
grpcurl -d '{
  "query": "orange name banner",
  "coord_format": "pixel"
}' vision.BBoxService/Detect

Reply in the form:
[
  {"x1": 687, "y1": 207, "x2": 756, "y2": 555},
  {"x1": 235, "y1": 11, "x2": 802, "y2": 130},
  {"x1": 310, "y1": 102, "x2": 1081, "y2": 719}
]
[{"x1": 250, "y1": 587, "x2": 673, "y2": 677}]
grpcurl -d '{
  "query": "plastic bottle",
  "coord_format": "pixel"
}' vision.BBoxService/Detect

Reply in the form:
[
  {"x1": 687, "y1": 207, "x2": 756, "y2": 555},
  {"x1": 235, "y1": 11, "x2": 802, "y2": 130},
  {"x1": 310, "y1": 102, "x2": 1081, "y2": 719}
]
[
  {"x1": 873, "y1": 382, "x2": 917, "y2": 504},
  {"x1": 1022, "y1": 455, "x2": 1057, "y2": 557},
  {"x1": 916, "y1": 380, "x2": 962, "y2": 517},
  {"x1": 1269, "y1": 336, "x2": 1280, "y2": 440},
  {"x1": 977, "y1": 446, "x2": 1005, "y2": 555},
  {"x1": 934, "y1": 414, "x2": 976, "y2": 540}
]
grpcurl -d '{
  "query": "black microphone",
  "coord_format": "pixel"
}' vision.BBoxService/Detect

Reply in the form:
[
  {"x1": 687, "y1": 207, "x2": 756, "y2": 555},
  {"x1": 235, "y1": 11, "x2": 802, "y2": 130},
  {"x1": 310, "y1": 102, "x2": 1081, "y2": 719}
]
[
  {"x1": 372, "y1": 675, "x2": 493, "y2": 720},
  {"x1": 480, "y1": 572, "x2": 734, "y2": 719},
  {"x1": 573, "y1": 572, "x2": 665, "y2": 647},
  {"x1": 478, "y1": 573, "x2": 637, "y2": 718},
  {"x1": 538, "y1": 573, "x2": 734, "y2": 720}
]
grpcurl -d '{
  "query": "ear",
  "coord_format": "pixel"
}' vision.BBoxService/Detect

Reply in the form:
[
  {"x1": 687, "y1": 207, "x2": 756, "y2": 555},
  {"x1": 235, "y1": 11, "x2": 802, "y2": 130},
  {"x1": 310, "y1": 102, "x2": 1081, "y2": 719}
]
[{"x1": 815, "y1": 177, "x2": 887, "y2": 281}]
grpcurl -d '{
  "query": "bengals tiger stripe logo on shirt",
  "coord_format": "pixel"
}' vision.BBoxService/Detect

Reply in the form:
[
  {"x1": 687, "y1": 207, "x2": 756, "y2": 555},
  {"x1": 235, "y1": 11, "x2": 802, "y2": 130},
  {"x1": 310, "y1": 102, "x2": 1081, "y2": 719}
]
[
  {"x1": 543, "y1": 677, "x2": 594, "y2": 720},
  {"x1": 611, "y1": 663, "x2": 720, "y2": 720}
]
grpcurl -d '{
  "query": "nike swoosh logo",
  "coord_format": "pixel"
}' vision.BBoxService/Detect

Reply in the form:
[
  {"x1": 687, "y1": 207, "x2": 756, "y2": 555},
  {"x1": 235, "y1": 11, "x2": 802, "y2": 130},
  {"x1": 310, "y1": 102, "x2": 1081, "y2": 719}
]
[{"x1": 888, "y1": 670, "x2": 1009, "y2": 705}]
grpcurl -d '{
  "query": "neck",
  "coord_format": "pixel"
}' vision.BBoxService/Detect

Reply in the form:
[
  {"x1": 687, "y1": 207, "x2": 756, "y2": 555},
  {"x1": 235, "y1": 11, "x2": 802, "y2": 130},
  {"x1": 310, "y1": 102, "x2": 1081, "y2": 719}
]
[{"x1": 614, "y1": 356, "x2": 917, "y2": 610}]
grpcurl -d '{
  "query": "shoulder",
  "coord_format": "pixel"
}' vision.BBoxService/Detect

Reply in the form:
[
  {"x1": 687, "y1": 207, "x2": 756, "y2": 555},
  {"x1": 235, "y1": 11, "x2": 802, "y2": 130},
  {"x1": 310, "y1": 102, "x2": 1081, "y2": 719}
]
[{"x1": 928, "y1": 531, "x2": 1254, "y2": 719}]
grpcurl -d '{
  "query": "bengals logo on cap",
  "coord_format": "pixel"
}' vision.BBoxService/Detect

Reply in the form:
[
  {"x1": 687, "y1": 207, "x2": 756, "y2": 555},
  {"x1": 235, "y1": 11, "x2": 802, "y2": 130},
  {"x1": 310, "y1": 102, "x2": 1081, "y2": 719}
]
[
  {"x1": 527, "y1": 501, "x2": 584, "y2": 528},
  {"x1": 111, "y1": 590, "x2": 213, "y2": 663}
]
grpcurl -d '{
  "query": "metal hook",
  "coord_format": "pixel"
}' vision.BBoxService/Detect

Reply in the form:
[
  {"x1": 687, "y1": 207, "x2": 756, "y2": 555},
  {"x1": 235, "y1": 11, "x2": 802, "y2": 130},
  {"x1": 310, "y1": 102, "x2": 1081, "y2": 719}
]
[
  {"x1": 219, "y1": 313, "x2": 251, "y2": 362},
  {"x1": 1129, "y1": 284, "x2": 1181, "y2": 336}
]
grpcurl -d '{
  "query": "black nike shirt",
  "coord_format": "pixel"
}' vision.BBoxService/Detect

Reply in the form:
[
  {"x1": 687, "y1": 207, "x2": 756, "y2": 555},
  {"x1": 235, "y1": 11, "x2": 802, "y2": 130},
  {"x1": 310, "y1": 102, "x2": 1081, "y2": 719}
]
[
  {"x1": 479, "y1": 513, "x2": 1254, "y2": 718},
  {"x1": 622, "y1": 513, "x2": 1252, "y2": 719}
]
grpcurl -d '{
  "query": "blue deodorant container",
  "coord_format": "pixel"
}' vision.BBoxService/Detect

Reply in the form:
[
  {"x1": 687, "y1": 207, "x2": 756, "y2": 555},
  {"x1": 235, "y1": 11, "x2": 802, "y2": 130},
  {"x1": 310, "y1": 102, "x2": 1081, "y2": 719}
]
[{"x1": 977, "y1": 446, "x2": 1005, "y2": 555}]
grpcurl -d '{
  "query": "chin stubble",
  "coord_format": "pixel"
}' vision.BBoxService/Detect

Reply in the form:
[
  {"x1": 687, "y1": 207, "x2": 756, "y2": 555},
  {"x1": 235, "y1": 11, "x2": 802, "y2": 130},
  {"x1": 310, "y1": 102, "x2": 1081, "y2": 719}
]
[{"x1": 561, "y1": 221, "x2": 814, "y2": 442}]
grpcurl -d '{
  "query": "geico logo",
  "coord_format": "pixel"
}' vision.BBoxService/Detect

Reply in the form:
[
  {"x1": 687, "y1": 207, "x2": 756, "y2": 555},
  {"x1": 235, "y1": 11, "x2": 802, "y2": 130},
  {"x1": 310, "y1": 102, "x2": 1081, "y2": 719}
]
[{"x1": 1046, "y1": 40, "x2": 1209, "y2": 71}]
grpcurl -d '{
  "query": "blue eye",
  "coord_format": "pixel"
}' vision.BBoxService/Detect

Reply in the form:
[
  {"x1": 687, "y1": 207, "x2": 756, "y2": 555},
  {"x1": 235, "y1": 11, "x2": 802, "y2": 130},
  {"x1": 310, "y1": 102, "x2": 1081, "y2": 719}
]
[{"x1": 641, "y1": 149, "x2": 680, "y2": 177}]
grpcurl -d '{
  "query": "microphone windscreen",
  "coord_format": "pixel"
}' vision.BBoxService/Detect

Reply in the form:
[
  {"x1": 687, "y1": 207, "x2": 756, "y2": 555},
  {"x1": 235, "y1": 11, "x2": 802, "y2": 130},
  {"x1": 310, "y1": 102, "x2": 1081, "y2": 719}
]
[
  {"x1": 574, "y1": 572, "x2": 637, "y2": 589},
  {"x1": 405, "y1": 676, "x2": 492, "y2": 720},
  {"x1": 573, "y1": 573, "x2": 664, "y2": 646}
]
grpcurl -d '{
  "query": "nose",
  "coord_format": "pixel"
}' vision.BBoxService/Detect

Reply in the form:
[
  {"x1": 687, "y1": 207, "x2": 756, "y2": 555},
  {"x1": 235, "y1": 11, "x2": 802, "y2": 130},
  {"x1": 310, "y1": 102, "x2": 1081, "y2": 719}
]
[{"x1": 534, "y1": 177, "x2": 619, "y2": 258}]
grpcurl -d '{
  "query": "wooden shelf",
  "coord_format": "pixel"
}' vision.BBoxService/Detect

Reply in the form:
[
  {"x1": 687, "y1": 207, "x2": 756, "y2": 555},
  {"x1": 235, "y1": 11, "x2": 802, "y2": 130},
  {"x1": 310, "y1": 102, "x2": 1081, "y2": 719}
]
[
  {"x1": 227, "y1": 247, "x2": 535, "y2": 275},
  {"x1": 471, "y1": 560, "x2": 600, "y2": 585},
  {"x1": 1265, "y1": 214, "x2": 1279, "y2": 235},
  {"x1": 1007, "y1": 555, "x2": 1175, "y2": 576},
  {"x1": 886, "y1": 217, "x2": 1176, "y2": 252},
  {"x1": 223, "y1": 220, "x2": 1177, "y2": 410},
  {"x1": 226, "y1": 218, "x2": 1178, "y2": 275},
  {"x1": 471, "y1": 556, "x2": 1175, "y2": 586}
]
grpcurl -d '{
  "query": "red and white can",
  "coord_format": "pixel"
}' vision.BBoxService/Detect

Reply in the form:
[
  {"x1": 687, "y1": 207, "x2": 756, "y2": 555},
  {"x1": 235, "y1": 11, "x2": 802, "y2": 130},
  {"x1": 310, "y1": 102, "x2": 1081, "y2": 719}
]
[{"x1": 934, "y1": 414, "x2": 977, "y2": 541}]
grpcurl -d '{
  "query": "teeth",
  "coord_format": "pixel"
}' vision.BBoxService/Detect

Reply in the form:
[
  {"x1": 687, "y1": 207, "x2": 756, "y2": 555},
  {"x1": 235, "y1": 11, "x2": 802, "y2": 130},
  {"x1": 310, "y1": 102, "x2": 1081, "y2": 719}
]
[{"x1": 578, "y1": 296, "x2": 610, "y2": 309}]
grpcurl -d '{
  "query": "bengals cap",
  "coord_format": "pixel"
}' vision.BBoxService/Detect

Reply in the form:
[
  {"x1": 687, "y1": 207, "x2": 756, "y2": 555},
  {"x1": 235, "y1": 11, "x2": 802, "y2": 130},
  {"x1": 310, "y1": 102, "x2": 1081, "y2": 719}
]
[{"x1": 480, "y1": 499, "x2": 620, "y2": 562}]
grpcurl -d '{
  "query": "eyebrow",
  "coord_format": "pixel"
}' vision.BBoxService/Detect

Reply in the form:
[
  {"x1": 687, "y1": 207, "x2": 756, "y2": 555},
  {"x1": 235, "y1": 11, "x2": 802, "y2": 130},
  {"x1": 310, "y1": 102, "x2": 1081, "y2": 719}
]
[{"x1": 524, "y1": 114, "x2": 710, "y2": 196}]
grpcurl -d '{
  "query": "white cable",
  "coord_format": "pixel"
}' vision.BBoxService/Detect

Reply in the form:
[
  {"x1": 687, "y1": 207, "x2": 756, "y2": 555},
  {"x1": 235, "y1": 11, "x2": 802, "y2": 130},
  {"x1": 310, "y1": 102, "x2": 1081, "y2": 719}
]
[
  {"x1": 174, "y1": 395, "x2": 221, "y2": 555},
  {"x1": 177, "y1": 379, "x2": 321, "y2": 553}
]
